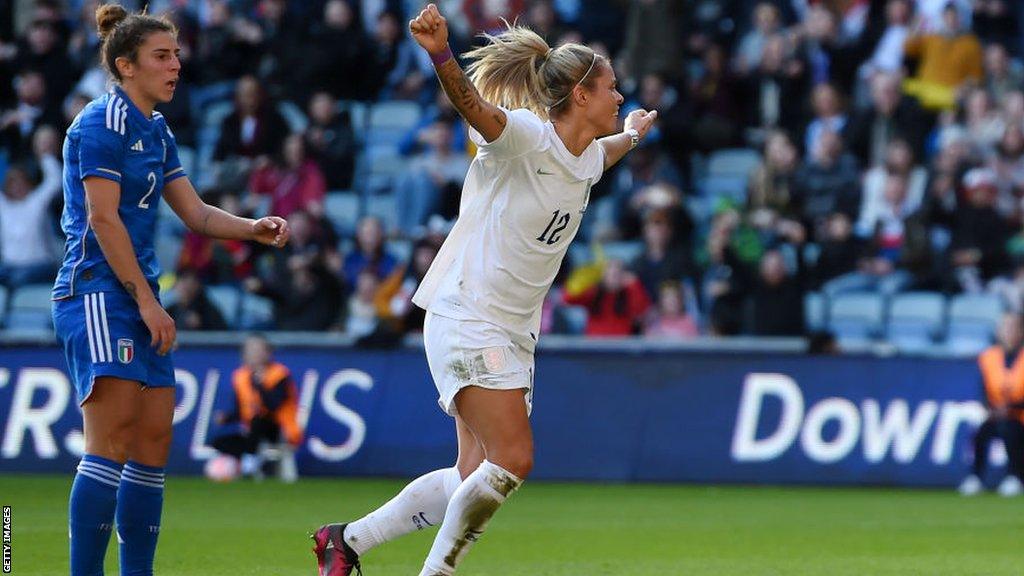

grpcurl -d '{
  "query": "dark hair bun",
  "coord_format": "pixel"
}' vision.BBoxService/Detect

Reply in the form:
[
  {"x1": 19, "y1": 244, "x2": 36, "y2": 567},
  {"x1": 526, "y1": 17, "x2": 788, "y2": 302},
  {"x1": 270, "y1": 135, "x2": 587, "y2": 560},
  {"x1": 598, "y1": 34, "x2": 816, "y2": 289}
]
[{"x1": 95, "y1": 4, "x2": 128, "y2": 41}]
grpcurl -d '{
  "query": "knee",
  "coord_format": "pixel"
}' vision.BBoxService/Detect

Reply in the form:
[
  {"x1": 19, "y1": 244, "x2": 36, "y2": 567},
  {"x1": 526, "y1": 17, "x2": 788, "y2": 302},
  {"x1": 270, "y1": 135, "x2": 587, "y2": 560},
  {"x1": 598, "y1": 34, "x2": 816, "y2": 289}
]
[
  {"x1": 92, "y1": 418, "x2": 136, "y2": 463},
  {"x1": 490, "y1": 442, "x2": 533, "y2": 480},
  {"x1": 133, "y1": 422, "x2": 173, "y2": 464}
]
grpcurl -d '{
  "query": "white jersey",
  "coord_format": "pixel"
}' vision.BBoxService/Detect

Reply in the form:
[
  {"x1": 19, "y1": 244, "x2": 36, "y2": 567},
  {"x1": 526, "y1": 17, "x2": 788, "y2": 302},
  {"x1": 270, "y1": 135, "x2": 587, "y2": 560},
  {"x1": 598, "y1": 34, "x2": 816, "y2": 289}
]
[{"x1": 412, "y1": 108, "x2": 605, "y2": 350}]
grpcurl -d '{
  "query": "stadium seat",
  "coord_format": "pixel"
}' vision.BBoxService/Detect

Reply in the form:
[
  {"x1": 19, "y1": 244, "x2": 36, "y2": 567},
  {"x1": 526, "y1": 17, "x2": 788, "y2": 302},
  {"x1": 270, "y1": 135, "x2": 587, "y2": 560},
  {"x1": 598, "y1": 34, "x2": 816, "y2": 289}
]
[
  {"x1": 277, "y1": 101, "x2": 309, "y2": 133},
  {"x1": 554, "y1": 305, "x2": 588, "y2": 335},
  {"x1": 387, "y1": 239, "x2": 413, "y2": 263},
  {"x1": 0, "y1": 284, "x2": 8, "y2": 328},
  {"x1": 886, "y1": 292, "x2": 946, "y2": 354},
  {"x1": 367, "y1": 101, "x2": 423, "y2": 146},
  {"x1": 155, "y1": 233, "x2": 183, "y2": 276},
  {"x1": 365, "y1": 194, "x2": 398, "y2": 233},
  {"x1": 945, "y1": 293, "x2": 1004, "y2": 355},
  {"x1": 339, "y1": 100, "x2": 369, "y2": 142},
  {"x1": 696, "y1": 175, "x2": 748, "y2": 203},
  {"x1": 238, "y1": 293, "x2": 275, "y2": 330},
  {"x1": 804, "y1": 291, "x2": 827, "y2": 332},
  {"x1": 205, "y1": 285, "x2": 241, "y2": 328},
  {"x1": 324, "y1": 191, "x2": 361, "y2": 237},
  {"x1": 7, "y1": 284, "x2": 55, "y2": 330},
  {"x1": 707, "y1": 148, "x2": 761, "y2": 178},
  {"x1": 827, "y1": 292, "x2": 885, "y2": 347},
  {"x1": 602, "y1": 241, "x2": 644, "y2": 264}
]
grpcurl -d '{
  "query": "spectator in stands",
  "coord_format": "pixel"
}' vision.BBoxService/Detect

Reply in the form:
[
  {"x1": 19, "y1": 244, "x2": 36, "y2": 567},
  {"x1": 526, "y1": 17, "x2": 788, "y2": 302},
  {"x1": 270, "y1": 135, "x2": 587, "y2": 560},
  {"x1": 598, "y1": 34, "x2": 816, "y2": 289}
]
[
  {"x1": 244, "y1": 251, "x2": 344, "y2": 331},
  {"x1": 984, "y1": 43, "x2": 1023, "y2": 106},
  {"x1": 809, "y1": 212, "x2": 864, "y2": 288},
  {"x1": 859, "y1": 138, "x2": 928, "y2": 229},
  {"x1": 794, "y1": 130, "x2": 861, "y2": 227},
  {"x1": 0, "y1": 70, "x2": 61, "y2": 161},
  {"x1": 522, "y1": 0, "x2": 568, "y2": 42},
  {"x1": 564, "y1": 259, "x2": 651, "y2": 337},
  {"x1": 248, "y1": 134, "x2": 327, "y2": 219},
  {"x1": 0, "y1": 158, "x2": 62, "y2": 288},
  {"x1": 165, "y1": 269, "x2": 228, "y2": 331},
  {"x1": 989, "y1": 123, "x2": 1024, "y2": 225},
  {"x1": 946, "y1": 168, "x2": 1011, "y2": 292},
  {"x1": 622, "y1": 72, "x2": 692, "y2": 172},
  {"x1": 748, "y1": 131, "x2": 803, "y2": 222},
  {"x1": 803, "y1": 83, "x2": 847, "y2": 156},
  {"x1": 734, "y1": 3, "x2": 783, "y2": 75},
  {"x1": 191, "y1": 0, "x2": 260, "y2": 111},
  {"x1": 971, "y1": 0, "x2": 1018, "y2": 49},
  {"x1": 394, "y1": 120, "x2": 471, "y2": 235},
  {"x1": 365, "y1": 11, "x2": 433, "y2": 103},
  {"x1": 399, "y1": 91, "x2": 467, "y2": 156},
  {"x1": 61, "y1": 91, "x2": 90, "y2": 130},
  {"x1": 212, "y1": 334, "x2": 302, "y2": 480},
  {"x1": 345, "y1": 269, "x2": 382, "y2": 339},
  {"x1": 250, "y1": 0, "x2": 305, "y2": 100},
  {"x1": 374, "y1": 238, "x2": 440, "y2": 334},
  {"x1": 643, "y1": 281, "x2": 699, "y2": 339},
  {"x1": 618, "y1": 0, "x2": 685, "y2": 85},
  {"x1": 740, "y1": 34, "x2": 809, "y2": 143},
  {"x1": 956, "y1": 87, "x2": 1005, "y2": 156},
  {"x1": 343, "y1": 216, "x2": 399, "y2": 285},
  {"x1": 306, "y1": 0, "x2": 369, "y2": 101},
  {"x1": 903, "y1": 2, "x2": 983, "y2": 111},
  {"x1": 726, "y1": 246, "x2": 807, "y2": 336},
  {"x1": 958, "y1": 313, "x2": 1024, "y2": 497},
  {"x1": 690, "y1": 42, "x2": 742, "y2": 152},
  {"x1": 859, "y1": 0, "x2": 912, "y2": 79},
  {"x1": 827, "y1": 171, "x2": 927, "y2": 296},
  {"x1": 844, "y1": 72, "x2": 930, "y2": 166},
  {"x1": 631, "y1": 209, "x2": 693, "y2": 298},
  {"x1": 176, "y1": 192, "x2": 255, "y2": 285},
  {"x1": 212, "y1": 75, "x2": 289, "y2": 186},
  {"x1": 612, "y1": 157, "x2": 687, "y2": 241},
  {"x1": 304, "y1": 91, "x2": 357, "y2": 190},
  {"x1": 463, "y1": 0, "x2": 526, "y2": 35},
  {"x1": 14, "y1": 19, "x2": 72, "y2": 113}
]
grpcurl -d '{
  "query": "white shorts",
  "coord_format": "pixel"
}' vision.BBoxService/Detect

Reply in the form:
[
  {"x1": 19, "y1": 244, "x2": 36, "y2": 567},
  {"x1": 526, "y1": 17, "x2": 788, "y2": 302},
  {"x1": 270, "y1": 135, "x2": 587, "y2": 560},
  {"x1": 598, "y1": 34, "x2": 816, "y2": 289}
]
[{"x1": 423, "y1": 311, "x2": 535, "y2": 417}]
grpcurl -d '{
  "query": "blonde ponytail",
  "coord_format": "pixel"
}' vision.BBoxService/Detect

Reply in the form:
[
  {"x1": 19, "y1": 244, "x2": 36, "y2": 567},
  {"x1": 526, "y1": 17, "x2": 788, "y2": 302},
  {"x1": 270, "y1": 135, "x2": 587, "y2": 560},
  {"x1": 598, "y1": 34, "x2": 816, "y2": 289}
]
[{"x1": 463, "y1": 23, "x2": 605, "y2": 120}]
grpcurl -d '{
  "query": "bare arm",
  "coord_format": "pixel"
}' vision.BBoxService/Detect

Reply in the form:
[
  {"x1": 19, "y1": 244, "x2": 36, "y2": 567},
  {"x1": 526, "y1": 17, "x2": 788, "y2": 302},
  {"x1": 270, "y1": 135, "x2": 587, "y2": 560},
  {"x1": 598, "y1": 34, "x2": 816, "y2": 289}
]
[
  {"x1": 598, "y1": 109, "x2": 658, "y2": 171},
  {"x1": 410, "y1": 3, "x2": 507, "y2": 142},
  {"x1": 84, "y1": 176, "x2": 175, "y2": 354},
  {"x1": 162, "y1": 176, "x2": 290, "y2": 247}
]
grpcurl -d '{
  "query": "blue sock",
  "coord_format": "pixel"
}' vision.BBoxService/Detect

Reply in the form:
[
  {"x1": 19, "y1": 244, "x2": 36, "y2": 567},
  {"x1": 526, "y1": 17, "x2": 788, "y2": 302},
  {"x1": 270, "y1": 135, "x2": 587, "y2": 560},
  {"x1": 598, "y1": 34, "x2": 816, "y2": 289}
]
[
  {"x1": 117, "y1": 462, "x2": 165, "y2": 576},
  {"x1": 70, "y1": 454, "x2": 122, "y2": 576}
]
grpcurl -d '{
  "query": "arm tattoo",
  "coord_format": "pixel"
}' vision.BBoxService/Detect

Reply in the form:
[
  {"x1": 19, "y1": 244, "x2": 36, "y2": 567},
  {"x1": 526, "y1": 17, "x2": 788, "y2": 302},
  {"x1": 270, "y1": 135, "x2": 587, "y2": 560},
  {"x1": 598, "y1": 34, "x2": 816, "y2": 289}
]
[
  {"x1": 492, "y1": 113, "x2": 507, "y2": 128},
  {"x1": 201, "y1": 209, "x2": 213, "y2": 236},
  {"x1": 123, "y1": 281, "x2": 139, "y2": 302},
  {"x1": 437, "y1": 59, "x2": 483, "y2": 118}
]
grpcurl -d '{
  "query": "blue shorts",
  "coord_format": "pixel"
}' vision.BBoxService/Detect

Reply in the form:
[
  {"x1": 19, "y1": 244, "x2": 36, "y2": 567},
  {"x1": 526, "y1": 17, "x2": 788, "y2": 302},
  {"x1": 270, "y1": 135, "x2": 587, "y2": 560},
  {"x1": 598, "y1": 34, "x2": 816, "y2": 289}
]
[{"x1": 53, "y1": 290, "x2": 175, "y2": 404}]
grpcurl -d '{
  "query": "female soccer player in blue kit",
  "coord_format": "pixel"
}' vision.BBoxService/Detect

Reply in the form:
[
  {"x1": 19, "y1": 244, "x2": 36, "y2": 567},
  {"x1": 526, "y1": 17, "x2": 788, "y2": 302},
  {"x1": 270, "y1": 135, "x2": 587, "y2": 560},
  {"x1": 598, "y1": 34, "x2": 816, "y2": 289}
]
[{"x1": 52, "y1": 5, "x2": 290, "y2": 575}]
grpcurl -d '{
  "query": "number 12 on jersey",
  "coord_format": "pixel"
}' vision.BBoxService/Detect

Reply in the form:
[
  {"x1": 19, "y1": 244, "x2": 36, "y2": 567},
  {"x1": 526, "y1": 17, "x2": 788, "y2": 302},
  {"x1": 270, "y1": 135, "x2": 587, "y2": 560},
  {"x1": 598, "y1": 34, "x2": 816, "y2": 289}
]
[{"x1": 537, "y1": 210, "x2": 571, "y2": 245}]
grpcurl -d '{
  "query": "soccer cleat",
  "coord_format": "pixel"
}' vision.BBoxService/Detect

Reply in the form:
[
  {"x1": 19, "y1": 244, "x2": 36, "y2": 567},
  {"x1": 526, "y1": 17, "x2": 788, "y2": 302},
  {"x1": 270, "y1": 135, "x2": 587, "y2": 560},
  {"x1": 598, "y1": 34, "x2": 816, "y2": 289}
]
[
  {"x1": 957, "y1": 474, "x2": 983, "y2": 496},
  {"x1": 311, "y1": 523, "x2": 362, "y2": 576}
]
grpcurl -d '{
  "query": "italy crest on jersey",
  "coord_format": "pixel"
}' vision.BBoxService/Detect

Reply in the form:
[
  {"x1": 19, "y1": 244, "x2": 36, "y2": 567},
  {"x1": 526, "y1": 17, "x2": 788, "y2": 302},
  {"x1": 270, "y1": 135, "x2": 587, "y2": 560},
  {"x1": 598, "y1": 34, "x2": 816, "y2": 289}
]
[{"x1": 117, "y1": 339, "x2": 134, "y2": 364}]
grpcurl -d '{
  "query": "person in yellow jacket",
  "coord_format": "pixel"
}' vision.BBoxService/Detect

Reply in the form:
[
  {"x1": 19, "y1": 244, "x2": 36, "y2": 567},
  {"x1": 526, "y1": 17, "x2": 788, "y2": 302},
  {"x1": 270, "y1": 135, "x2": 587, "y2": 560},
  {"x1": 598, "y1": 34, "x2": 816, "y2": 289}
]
[
  {"x1": 959, "y1": 313, "x2": 1024, "y2": 496},
  {"x1": 212, "y1": 334, "x2": 302, "y2": 479}
]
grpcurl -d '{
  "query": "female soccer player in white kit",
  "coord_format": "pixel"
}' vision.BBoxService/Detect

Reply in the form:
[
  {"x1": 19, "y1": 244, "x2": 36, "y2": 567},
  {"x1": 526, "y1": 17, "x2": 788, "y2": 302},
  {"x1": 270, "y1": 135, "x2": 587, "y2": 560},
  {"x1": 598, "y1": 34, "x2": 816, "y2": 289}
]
[{"x1": 312, "y1": 4, "x2": 657, "y2": 575}]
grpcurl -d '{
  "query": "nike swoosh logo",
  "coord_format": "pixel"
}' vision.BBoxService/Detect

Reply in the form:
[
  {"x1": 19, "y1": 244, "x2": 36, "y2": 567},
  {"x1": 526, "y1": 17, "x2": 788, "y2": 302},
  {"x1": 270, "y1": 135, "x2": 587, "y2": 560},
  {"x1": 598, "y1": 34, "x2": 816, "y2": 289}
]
[{"x1": 536, "y1": 168, "x2": 555, "y2": 176}]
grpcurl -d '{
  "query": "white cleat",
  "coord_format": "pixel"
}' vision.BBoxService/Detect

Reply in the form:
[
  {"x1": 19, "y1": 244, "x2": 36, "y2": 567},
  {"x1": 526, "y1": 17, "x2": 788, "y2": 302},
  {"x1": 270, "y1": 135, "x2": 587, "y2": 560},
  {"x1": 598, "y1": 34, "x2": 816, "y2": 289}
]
[
  {"x1": 958, "y1": 474, "x2": 983, "y2": 496},
  {"x1": 997, "y1": 476, "x2": 1023, "y2": 497}
]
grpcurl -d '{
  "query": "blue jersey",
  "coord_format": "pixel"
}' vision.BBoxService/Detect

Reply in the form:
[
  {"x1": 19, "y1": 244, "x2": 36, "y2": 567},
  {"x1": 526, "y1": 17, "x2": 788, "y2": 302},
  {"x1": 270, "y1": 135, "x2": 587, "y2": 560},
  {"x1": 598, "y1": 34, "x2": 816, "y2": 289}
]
[{"x1": 53, "y1": 86, "x2": 186, "y2": 299}]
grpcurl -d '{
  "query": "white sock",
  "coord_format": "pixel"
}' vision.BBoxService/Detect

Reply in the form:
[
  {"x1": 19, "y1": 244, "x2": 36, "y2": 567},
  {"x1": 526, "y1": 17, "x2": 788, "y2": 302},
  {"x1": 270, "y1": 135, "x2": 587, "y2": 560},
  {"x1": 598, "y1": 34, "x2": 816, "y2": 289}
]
[
  {"x1": 419, "y1": 460, "x2": 523, "y2": 576},
  {"x1": 344, "y1": 467, "x2": 462, "y2": 556}
]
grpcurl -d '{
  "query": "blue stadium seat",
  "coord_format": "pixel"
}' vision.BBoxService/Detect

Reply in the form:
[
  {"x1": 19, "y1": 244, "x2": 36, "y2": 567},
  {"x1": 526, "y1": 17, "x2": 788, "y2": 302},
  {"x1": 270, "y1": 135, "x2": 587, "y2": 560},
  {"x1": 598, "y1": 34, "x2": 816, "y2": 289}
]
[
  {"x1": 555, "y1": 305, "x2": 588, "y2": 335},
  {"x1": 340, "y1": 100, "x2": 370, "y2": 142},
  {"x1": 7, "y1": 284, "x2": 55, "y2": 330},
  {"x1": 828, "y1": 292, "x2": 885, "y2": 347},
  {"x1": 804, "y1": 291, "x2": 827, "y2": 332},
  {"x1": 707, "y1": 148, "x2": 761, "y2": 178},
  {"x1": 602, "y1": 241, "x2": 644, "y2": 264},
  {"x1": 367, "y1": 101, "x2": 423, "y2": 146},
  {"x1": 277, "y1": 101, "x2": 309, "y2": 133},
  {"x1": 177, "y1": 145, "x2": 196, "y2": 178},
  {"x1": 238, "y1": 293, "x2": 274, "y2": 330},
  {"x1": 387, "y1": 239, "x2": 413, "y2": 263},
  {"x1": 365, "y1": 194, "x2": 398, "y2": 233},
  {"x1": 206, "y1": 285, "x2": 241, "y2": 328},
  {"x1": 945, "y1": 293, "x2": 1004, "y2": 355},
  {"x1": 324, "y1": 191, "x2": 361, "y2": 237},
  {"x1": 696, "y1": 175, "x2": 748, "y2": 203},
  {"x1": 886, "y1": 292, "x2": 946, "y2": 354}
]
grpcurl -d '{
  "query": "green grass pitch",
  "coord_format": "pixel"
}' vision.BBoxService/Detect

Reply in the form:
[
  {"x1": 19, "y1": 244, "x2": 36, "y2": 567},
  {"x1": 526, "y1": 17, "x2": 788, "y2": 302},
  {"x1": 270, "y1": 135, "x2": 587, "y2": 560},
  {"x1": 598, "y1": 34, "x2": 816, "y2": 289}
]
[{"x1": 4, "y1": 474, "x2": 1022, "y2": 575}]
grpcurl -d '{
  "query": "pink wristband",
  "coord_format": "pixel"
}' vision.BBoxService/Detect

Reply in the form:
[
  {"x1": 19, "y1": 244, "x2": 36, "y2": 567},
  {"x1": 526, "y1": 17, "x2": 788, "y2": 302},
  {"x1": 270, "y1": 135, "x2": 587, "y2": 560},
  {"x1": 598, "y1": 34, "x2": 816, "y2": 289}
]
[{"x1": 430, "y1": 45, "x2": 454, "y2": 66}]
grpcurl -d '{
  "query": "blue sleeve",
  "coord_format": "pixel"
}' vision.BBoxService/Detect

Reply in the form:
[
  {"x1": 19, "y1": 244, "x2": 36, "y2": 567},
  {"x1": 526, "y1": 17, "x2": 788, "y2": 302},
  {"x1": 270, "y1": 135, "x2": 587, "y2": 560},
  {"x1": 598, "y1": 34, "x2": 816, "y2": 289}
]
[
  {"x1": 160, "y1": 121, "x2": 187, "y2": 184},
  {"x1": 78, "y1": 108, "x2": 126, "y2": 183}
]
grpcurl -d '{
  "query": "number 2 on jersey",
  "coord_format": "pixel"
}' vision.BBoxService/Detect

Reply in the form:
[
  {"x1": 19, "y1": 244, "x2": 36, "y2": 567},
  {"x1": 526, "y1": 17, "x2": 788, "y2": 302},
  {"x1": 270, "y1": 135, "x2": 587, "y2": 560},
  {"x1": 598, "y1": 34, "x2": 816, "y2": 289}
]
[
  {"x1": 138, "y1": 171, "x2": 156, "y2": 209},
  {"x1": 537, "y1": 210, "x2": 571, "y2": 245}
]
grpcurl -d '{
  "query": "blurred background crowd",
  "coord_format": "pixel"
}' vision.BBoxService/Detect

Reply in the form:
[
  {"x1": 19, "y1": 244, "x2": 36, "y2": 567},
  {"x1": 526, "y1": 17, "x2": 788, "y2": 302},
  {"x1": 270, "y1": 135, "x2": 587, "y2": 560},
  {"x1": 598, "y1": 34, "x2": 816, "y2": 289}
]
[{"x1": 3, "y1": 0, "x2": 1024, "y2": 352}]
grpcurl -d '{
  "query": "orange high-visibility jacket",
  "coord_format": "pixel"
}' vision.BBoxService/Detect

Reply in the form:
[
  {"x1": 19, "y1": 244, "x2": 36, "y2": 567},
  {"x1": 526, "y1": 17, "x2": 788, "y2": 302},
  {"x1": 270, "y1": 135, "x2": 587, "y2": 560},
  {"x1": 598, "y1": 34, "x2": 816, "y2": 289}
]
[
  {"x1": 979, "y1": 346, "x2": 1024, "y2": 424},
  {"x1": 231, "y1": 362, "x2": 302, "y2": 446}
]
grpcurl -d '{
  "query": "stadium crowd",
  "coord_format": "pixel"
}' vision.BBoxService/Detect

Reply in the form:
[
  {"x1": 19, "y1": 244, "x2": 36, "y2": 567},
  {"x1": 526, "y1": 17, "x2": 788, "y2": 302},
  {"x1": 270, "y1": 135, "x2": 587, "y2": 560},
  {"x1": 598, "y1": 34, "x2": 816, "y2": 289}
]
[{"x1": 3, "y1": 0, "x2": 1024, "y2": 345}]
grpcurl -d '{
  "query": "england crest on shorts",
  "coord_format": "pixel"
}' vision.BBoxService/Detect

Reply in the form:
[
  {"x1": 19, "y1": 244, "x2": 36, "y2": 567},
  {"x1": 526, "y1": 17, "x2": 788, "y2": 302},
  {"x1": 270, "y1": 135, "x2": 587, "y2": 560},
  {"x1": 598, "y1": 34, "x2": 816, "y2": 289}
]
[{"x1": 117, "y1": 338, "x2": 134, "y2": 364}]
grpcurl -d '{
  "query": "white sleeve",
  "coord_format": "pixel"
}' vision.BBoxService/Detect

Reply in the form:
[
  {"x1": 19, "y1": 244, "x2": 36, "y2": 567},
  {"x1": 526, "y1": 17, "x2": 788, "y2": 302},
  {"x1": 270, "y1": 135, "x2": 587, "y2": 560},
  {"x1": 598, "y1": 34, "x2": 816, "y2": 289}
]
[{"x1": 469, "y1": 108, "x2": 546, "y2": 161}]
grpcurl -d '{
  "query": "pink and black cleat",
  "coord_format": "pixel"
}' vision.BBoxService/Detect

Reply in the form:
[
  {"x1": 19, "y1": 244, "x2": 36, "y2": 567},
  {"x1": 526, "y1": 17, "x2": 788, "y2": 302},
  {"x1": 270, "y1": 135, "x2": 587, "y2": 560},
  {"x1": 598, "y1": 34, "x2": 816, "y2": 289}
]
[{"x1": 311, "y1": 523, "x2": 362, "y2": 576}]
